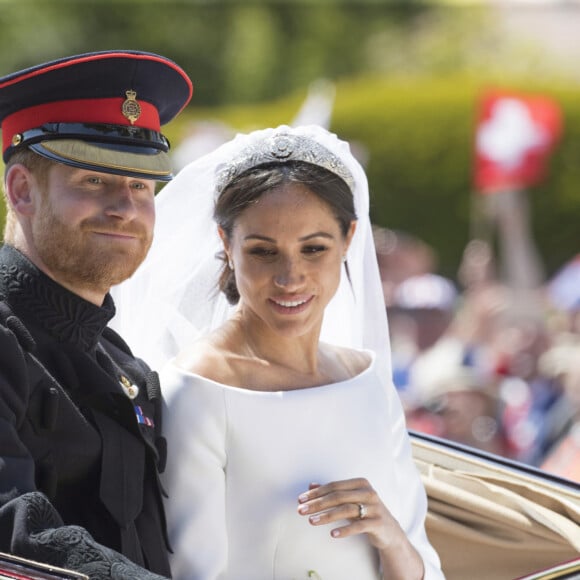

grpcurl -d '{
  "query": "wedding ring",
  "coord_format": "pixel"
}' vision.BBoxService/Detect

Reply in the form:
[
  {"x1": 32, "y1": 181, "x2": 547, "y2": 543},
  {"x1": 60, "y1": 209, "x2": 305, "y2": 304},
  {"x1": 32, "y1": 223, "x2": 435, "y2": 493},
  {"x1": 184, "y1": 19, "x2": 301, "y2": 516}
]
[{"x1": 358, "y1": 503, "x2": 367, "y2": 520}]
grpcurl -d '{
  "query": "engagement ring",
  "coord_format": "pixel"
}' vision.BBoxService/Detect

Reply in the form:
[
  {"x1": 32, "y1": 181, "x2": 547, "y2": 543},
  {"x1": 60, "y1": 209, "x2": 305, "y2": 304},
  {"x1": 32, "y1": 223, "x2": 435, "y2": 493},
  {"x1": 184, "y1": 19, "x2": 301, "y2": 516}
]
[{"x1": 358, "y1": 503, "x2": 367, "y2": 519}]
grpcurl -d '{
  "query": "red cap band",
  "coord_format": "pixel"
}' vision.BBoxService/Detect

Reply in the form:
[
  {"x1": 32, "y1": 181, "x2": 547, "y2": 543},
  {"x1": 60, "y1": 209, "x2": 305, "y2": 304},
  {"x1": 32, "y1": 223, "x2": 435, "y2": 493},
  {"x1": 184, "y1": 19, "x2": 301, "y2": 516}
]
[{"x1": 2, "y1": 97, "x2": 161, "y2": 153}]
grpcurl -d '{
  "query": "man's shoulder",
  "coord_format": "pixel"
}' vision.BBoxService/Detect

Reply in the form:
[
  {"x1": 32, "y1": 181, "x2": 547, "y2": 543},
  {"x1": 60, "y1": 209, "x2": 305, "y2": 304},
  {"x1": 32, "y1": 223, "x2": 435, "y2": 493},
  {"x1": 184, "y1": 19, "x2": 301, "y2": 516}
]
[
  {"x1": 0, "y1": 300, "x2": 34, "y2": 354},
  {"x1": 0, "y1": 300, "x2": 37, "y2": 410}
]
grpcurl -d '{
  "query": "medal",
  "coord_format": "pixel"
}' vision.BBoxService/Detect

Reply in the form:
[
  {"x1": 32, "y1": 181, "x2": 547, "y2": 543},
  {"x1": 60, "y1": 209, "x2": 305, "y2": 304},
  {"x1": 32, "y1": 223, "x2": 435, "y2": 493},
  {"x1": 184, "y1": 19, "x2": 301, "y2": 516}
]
[{"x1": 119, "y1": 375, "x2": 139, "y2": 399}]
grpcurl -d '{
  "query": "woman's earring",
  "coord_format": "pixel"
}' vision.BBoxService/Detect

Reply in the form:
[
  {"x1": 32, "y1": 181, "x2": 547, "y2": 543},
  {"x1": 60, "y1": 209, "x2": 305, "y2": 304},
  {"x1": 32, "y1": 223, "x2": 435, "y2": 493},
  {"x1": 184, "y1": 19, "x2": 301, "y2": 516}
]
[
  {"x1": 228, "y1": 258, "x2": 234, "y2": 270},
  {"x1": 342, "y1": 255, "x2": 347, "y2": 263}
]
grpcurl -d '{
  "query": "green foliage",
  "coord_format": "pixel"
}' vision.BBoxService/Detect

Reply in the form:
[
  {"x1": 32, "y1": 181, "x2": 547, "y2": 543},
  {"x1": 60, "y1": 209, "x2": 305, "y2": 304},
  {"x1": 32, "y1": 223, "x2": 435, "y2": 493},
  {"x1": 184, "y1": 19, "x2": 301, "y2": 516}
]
[
  {"x1": 336, "y1": 77, "x2": 477, "y2": 278},
  {"x1": 0, "y1": 1, "x2": 452, "y2": 105},
  {"x1": 530, "y1": 87, "x2": 580, "y2": 275},
  {"x1": 338, "y1": 78, "x2": 580, "y2": 279}
]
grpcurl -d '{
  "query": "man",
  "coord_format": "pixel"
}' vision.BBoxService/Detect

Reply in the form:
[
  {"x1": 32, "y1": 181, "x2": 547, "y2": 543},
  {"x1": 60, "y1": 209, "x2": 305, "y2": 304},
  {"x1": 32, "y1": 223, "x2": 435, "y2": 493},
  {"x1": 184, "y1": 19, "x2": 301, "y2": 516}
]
[{"x1": 0, "y1": 51, "x2": 193, "y2": 578}]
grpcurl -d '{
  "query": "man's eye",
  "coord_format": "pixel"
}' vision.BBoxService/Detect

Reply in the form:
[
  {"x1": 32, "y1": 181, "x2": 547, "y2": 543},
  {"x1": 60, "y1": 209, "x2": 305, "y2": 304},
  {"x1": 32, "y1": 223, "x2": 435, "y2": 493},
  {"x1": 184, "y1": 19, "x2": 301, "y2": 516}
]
[{"x1": 87, "y1": 176, "x2": 103, "y2": 184}]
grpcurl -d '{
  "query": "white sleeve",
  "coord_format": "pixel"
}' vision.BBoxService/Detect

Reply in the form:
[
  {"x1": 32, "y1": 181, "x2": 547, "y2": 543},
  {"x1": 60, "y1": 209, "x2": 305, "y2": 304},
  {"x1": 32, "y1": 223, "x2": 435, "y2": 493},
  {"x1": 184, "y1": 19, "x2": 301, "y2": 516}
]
[
  {"x1": 161, "y1": 365, "x2": 228, "y2": 580},
  {"x1": 385, "y1": 379, "x2": 445, "y2": 579}
]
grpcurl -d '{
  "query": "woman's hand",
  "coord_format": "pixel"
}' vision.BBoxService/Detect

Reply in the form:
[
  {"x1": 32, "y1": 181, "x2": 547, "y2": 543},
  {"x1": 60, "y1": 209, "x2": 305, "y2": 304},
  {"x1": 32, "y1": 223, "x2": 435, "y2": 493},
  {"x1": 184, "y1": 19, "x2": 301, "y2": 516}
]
[{"x1": 297, "y1": 478, "x2": 424, "y2": 580}]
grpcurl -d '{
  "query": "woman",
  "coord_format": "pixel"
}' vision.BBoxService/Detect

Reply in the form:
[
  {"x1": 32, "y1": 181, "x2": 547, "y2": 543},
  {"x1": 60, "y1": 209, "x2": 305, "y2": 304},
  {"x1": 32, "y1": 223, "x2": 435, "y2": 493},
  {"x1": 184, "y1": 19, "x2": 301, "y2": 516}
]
[{"x1": 112, "y1": 125, "x2": 443, "y2": 579}]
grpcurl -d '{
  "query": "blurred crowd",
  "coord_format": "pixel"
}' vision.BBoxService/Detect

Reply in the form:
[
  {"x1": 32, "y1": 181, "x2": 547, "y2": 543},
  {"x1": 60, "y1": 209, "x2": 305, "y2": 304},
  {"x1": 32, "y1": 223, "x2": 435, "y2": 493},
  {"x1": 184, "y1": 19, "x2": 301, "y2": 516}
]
[{"x1": 375, "y1": 227, "x2": 580, "y2": 483}]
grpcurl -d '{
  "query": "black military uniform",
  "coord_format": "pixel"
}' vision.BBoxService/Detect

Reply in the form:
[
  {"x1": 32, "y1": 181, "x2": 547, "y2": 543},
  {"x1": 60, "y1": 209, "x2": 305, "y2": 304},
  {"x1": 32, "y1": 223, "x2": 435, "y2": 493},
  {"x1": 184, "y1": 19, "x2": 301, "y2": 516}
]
[
  {"x1": 0, "y1": 244, "x2": 171, "y2": 575},
  {"x1": 0, "y1": 52, "x2": 193, "y2": 578}
]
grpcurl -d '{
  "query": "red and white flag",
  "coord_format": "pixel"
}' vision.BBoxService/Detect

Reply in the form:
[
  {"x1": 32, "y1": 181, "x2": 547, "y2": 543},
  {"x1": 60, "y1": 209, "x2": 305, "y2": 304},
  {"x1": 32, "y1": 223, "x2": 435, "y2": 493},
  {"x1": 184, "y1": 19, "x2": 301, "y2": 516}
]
[{"x1": 473, "y1": 89, "x2": 562, "y2": 194}]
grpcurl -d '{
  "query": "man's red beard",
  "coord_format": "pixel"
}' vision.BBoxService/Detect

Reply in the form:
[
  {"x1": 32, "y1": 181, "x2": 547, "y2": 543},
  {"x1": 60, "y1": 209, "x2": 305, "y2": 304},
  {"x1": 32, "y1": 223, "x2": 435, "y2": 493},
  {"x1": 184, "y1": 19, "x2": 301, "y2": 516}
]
[{"x1": 32, "y1": 205, "x2": 153, "y2": 295}]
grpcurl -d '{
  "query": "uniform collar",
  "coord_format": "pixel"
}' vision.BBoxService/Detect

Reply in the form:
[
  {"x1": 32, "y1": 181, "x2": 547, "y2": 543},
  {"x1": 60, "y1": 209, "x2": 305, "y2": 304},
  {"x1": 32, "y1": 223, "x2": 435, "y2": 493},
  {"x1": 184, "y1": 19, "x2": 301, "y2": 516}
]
[{"x1": 0, "y1": 244, "x2": 115, "y2": 351}]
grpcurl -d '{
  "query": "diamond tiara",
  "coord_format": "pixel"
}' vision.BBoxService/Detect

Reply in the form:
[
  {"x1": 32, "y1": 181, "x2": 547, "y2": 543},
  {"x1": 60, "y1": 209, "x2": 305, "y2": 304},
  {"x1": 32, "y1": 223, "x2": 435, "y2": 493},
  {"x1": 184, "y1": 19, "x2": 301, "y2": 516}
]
[{"x1": 215, "y1": 132, "x2": 355, "y2": 195}]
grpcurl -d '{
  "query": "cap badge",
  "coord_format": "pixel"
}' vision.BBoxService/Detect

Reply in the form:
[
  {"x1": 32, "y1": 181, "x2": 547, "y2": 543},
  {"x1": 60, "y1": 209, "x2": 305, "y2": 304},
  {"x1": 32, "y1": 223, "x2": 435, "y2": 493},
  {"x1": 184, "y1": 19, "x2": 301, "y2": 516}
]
[{"x1": 121, "y1": 89, "x2": 141, "y2": 125}]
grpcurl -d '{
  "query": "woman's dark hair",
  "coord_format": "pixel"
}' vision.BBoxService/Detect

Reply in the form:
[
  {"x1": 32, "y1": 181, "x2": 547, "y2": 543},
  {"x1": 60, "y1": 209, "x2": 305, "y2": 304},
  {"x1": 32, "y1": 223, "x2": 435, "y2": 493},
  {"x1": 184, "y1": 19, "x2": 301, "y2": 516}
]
[{"x1": 214, "y1": 160, "x2": 356, "y2": 305}]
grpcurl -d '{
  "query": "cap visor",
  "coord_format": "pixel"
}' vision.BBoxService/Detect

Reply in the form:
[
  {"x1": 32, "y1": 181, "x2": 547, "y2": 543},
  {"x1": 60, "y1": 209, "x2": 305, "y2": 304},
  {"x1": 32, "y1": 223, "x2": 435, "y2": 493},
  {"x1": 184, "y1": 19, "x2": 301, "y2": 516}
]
[{"x1": 31, "y1": 139, "x2": 173, "y2": 181}]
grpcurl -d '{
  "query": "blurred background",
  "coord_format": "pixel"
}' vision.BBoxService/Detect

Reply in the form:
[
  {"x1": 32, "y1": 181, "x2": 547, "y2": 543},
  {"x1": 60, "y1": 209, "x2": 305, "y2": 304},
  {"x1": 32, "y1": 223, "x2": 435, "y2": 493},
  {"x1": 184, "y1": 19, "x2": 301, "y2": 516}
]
[{"x1": 1, "y1": 0, "x2": 579, "y2": 480}]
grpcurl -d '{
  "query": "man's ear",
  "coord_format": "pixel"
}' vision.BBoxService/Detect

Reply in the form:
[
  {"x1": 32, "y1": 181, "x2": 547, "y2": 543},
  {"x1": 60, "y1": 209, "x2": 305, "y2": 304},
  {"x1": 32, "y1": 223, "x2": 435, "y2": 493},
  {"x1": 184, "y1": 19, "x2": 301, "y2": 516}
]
[{"x1": 5, "y1": 164, "x2": 37, "y2": 216}]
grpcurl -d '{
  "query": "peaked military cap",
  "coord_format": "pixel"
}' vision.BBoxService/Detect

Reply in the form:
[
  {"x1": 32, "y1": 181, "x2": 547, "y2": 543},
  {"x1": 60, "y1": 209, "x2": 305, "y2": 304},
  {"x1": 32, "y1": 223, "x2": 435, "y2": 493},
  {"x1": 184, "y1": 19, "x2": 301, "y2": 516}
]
[{"x1": 0, "y1": 50, "x2": 193, "y2": 181}]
